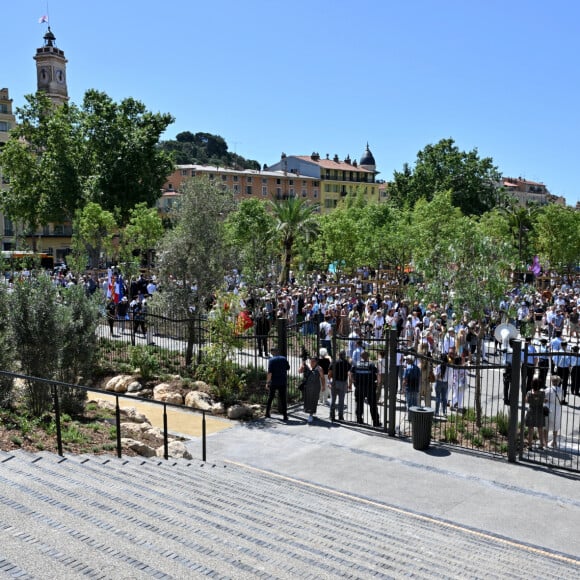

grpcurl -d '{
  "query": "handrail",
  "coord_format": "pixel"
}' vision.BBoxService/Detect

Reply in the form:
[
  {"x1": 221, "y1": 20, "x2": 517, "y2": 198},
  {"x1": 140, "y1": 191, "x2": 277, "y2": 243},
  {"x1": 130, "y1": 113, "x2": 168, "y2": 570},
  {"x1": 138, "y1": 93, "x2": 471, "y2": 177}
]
[{"x1": 0, "y1": 369, "x2": 207, "y2": 461}]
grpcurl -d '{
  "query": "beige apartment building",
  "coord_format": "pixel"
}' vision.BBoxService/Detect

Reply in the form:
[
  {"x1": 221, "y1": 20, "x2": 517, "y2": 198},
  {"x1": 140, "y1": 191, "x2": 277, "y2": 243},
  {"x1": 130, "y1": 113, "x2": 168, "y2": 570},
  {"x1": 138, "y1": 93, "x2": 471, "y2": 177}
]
[{"x1": 160, "y1": 164, "x2": 320, "y2": 214}]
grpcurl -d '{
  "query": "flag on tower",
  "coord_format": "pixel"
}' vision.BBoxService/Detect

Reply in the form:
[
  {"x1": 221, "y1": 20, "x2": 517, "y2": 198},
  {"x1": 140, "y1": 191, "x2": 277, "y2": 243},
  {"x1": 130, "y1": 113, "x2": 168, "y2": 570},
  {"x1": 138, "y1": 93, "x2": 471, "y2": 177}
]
[{"x1": 39, "y1": 15, "x2": 49, "y2": 24}]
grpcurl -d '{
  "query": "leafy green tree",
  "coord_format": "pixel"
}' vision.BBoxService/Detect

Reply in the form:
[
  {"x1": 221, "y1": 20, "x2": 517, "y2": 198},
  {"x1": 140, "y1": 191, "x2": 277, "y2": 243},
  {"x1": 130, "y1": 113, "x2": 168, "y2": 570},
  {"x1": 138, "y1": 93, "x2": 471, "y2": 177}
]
[
  {"x1": 269, "y1": 197, "x2": 319, "y2": 285},
  {"x1": 9, "y1": 276, "x2": 61, "y2": 416},
  {"x1": 120, "y1": 202, "x2": 165, "y2": 270},
  {"x1": 0, "y1": 90, "x2": 174, "y2": 233},
  {"x1": 224, "y1": 199, "x2": 276, "y2": 295},
  {"x1": 155, "y1": 177, "x2": 236, "y2": 365},
  {"x1": 56, "y1": 284, "x2": 100, "y2": 415},
  {"x1": 71, "y1": 202, "x2": 118, "y2": 270},
  {"x1": 411, "y1": 191, "x2": 464, "y2": 290},
  {"x1": 159, "y1": 131, "x2": 260, "y2": 169},
  {"x1": 499, "y1": 200, "x2": 539, "y2": 268},
  {"x1": 313, "y1": 199, "x2": 365, "y2": 276},
  {"x1": 534, "y1": 204, "x2": 580, "y2": 273},
  {"x1": 413, "y1": 204, "x2": 512, "y2": 425},
  {"x1": 0, "y1": 94, "x2": 87, "y2": 236},
  {"x1": 81, "y1": 90, "x2": 174, "y2": 224},
  {"x1": 389, "y1": 138, "x2": 502, "y2": 215}
]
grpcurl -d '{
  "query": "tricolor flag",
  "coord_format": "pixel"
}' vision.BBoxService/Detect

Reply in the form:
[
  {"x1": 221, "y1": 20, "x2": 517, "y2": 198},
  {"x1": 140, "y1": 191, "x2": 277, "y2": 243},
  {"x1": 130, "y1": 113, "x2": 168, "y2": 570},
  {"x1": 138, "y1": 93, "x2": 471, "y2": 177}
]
[
  {"x1": 39, "y1": 15, "x2": 49, "y2": 24},
  {"x1": 115, "y1": 274, "x2": 124, "y2": 304},
  {"x1": 107, "y1": 269, "x2": 119, "y2": 303}
]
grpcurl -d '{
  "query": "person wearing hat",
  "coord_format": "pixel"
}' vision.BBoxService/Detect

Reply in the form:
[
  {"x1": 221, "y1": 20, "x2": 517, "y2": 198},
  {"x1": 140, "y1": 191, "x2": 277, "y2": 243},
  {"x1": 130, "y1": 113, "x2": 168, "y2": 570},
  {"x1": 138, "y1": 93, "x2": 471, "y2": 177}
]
[
  {"x1": 402, "y1": 354, "x2": 421, "y2": 414},
  {"x1": 442, "y1": 326, "x2": 456, "y2": 356},
  {"x1": 350, "y1": 350, "x2": 381, "y2": 427}
]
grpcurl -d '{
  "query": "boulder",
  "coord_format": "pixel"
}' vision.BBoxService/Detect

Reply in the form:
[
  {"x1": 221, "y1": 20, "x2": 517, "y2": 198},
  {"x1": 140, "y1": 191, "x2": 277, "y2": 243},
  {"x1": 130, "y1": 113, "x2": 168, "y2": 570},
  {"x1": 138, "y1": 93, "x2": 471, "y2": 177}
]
[
  {"x1": 184, "y1": 390, "x2": 213, "y2": 411},
  {"x1": 191, "y1": 380, "x2": 212, "y2": 394},
  {"x1": 141, "y1": 427, "x2": 166, "y2": 447},
  {"x1": 105, "y1": 375, "x2": 135, "y2": 393},
  {"x1": 122, "y1": 438, "x2": 156, "y2": 458},
  {"x1": 120, "y1": 422, "x2": 149, "y2": 439},
  {"x1": 227, "y1": 404, "x2": 254, "y2": 420},
  {"x1": 126, "y1": 381, "x2": 143, "y2": 393},
  {"x1": 156, "y1": 440, "x2": 192, "y2": 460},
  {"x1": 153, "y1": 383, "x2": 184, "y2": 405},
  {"x1": 121, "y1": 407, "x2": 150, "y2": 424}
]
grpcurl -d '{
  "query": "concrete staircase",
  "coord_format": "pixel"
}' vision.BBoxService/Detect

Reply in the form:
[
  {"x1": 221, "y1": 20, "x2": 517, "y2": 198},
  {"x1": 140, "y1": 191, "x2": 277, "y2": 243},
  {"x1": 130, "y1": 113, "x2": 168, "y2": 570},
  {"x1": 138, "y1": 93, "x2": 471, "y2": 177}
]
[{"x1": 0, "y1": 449, "x2": 576, "y2": 579}]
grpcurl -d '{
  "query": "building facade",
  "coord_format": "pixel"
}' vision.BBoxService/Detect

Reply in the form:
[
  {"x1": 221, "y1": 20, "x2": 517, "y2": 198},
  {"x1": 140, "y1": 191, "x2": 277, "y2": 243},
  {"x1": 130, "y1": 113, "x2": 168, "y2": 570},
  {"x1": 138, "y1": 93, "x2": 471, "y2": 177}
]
[
  {"x1": 160, "y1": 165, "x2": 320, "y2": 214},
  {"x1": 502, "y1": 176, "x2": 565, "y2": 207},
  {"x1": 266, "y1": 144, "x2": 385, "y2": 213}
]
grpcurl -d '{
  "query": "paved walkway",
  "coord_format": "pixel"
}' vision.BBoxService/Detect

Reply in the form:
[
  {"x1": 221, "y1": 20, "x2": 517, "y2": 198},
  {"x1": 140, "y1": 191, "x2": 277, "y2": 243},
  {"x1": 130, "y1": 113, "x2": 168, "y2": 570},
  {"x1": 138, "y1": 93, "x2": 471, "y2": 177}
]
[{"x1": 201, "y1": 407, "x2": 580, "y2": 562}]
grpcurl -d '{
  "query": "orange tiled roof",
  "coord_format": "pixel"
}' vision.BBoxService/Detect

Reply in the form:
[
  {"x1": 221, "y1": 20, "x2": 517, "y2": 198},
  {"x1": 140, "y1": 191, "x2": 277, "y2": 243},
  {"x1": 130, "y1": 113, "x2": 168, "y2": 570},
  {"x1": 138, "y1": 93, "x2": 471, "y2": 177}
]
[{"x1": 295, "y1": 155, "x2": 373, "y2": 173}]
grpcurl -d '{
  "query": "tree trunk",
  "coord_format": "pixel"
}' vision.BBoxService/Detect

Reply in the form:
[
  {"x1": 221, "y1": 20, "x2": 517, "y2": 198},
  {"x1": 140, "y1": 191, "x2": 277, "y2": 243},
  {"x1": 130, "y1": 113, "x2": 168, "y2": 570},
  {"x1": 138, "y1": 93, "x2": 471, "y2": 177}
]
[{"x1": 474, "y1": 324, "x2": 486, "y2": 428}]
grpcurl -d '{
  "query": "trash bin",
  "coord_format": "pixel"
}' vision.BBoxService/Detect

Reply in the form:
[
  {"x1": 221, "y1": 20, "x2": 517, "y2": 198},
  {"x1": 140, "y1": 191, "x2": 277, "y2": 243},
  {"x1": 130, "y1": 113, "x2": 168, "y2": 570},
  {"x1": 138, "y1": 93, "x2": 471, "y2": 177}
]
[{"x1": 409, "y1": 406, "x2": 435, "y2": 450}]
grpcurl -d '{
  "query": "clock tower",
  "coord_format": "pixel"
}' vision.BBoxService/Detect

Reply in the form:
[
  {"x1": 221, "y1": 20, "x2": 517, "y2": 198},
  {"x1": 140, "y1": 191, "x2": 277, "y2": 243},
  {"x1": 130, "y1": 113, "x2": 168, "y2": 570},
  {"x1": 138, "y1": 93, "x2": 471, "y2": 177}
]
[{"x1": 34, "y1": 27, "x2": 69, "y2": 106}]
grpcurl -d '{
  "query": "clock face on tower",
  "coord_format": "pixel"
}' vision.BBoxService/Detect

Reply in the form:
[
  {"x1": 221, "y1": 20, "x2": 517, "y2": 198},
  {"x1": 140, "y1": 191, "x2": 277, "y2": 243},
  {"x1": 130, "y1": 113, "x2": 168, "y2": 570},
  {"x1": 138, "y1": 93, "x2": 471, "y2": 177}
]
[{"x1": 38, "y1": 66, "x2": 51, "y2": 82}]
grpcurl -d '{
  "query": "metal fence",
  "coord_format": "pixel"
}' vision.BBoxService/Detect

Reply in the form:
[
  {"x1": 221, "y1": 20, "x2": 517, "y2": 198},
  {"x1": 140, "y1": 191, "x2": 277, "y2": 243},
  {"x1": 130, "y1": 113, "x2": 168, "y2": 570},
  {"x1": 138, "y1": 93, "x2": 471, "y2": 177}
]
[{"x1": 95, "y1": 312, "x2": 580, "y2": 473}]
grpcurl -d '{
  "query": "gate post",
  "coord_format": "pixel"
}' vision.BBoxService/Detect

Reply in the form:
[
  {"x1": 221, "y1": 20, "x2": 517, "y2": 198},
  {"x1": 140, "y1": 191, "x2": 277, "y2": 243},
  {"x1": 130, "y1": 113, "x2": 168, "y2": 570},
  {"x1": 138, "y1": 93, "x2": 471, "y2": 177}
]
[
  {"x1": 277, "y1": 317, "x2": 288, "y2": 358},
  {"x1": 508, "y1": 339, "x2": 522, "y2": 463},
  {"x1": 387, "y1": 328, "x2": 398, "y2": 436}
]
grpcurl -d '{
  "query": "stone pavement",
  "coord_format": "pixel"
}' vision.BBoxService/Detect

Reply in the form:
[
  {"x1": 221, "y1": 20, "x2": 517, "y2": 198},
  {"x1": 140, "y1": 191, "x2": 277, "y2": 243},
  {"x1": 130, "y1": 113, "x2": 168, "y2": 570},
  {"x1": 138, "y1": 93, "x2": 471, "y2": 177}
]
[{"x1": 0, "y1": 404, "x2": 578, "y2": 578}]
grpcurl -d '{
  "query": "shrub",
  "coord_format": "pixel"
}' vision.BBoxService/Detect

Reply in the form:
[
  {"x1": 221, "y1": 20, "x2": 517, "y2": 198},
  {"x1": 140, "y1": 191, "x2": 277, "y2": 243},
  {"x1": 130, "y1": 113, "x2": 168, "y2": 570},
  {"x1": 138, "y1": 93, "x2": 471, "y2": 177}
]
[
  {"x1": 444, "y1": 425, "x2": 458, "y2": 443},
  {"x1": 480, "y1": 426, "x2": 495, "y2": 439},
  {"x1": 495, "y1": 412, "x2": 509, "y2": 437},
  {"x1": 129, "y1": 346, "x2": 160, "y2": 381},
  {"x1": 61, "y1": 424, "x2": 89, "y2": 444}
]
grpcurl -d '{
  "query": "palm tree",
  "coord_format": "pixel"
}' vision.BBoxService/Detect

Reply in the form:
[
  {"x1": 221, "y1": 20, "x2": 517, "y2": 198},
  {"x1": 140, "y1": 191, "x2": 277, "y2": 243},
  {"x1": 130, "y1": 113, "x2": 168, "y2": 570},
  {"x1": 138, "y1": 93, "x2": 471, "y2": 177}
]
[
  {"x1": 269, "y1": 197, "x2": 319, "y2": 285},
  {"x1": 499, "y1": 200, "x2": 539, "y2": 266}
]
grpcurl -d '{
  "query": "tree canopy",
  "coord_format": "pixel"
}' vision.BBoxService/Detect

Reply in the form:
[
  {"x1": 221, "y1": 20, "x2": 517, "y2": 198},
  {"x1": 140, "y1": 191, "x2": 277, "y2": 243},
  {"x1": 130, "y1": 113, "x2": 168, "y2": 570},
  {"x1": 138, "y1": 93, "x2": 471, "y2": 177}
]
[
  {"x1": 0, "y1": 90, "x2": 174, "y2": 229},
  {"x1": 155, "y1": 177, "x2": 237, "y2": 315},
  {"x1": 158, "y1": 131, "x2": 260, "y2": 170},
  {"x1": 388, "y1": 138, "x2": 502, "y2": 216}
]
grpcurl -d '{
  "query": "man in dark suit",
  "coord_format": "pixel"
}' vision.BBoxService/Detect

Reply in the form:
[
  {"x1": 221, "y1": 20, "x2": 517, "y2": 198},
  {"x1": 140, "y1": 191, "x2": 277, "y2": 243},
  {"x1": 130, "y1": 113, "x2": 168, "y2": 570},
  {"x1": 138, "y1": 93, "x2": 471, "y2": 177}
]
[{"x1": 265, "y1": 348, "x2": 290, "y2": 421}]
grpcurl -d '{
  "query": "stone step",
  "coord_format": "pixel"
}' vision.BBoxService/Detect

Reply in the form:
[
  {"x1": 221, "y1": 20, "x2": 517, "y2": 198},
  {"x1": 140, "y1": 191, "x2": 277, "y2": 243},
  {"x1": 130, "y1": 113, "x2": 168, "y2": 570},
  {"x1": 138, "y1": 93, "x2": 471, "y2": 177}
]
[{"x1": 0, "y1": 451, "x2": 576, "y2": 578}]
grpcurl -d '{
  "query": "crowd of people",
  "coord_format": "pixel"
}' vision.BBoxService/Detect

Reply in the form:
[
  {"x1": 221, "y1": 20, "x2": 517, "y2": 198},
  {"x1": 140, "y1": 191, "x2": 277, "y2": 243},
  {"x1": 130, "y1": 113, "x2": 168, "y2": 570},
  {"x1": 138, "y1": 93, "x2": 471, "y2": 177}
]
[{"x1": 256, "y1": 271, "x2": 580, "y2": 435}]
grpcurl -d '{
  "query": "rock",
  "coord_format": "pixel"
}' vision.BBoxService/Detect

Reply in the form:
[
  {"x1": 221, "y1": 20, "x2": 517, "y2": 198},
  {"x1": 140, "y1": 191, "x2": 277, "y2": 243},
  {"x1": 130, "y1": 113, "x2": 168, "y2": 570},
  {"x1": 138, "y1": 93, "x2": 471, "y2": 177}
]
[
  {"x1": 121, "y1": 407, "x2": 150, "y2": 424},
  {"x1": 153, "y1": 383, "x2": 184, "y2": 404},
  {"x1": 191, "y1": 380, "x2": 212, "y2": 394},
  {"x1": 105, "y1": 375, "x2": 135, "y2": 393},
  {"x1": 227, "y1": 404, "x2": 254, "y2": 420},
  {"x1": 184, "y1": 390, "x2": 213, "y2": 411},
  {"x1": 211, "y1": 402, "x2": 225, "y2": 415},
  {"x1": 141, "y1": 427, "x2": 166, "y2": 447},
  {"x1": 93, "y1": 398, "x2": 116, "y2": 412},
  {"x1": 120, "y1": 422, "x2": 149, "y2": 439},
  {"x1": 127, "y1": 381, "x2": 143, "y2": 393},
  {"x1": 122, "y1": 438, "x2": 156, "y2": 458},
  {"x1": 156, "y1": 440, "x2": 192, "y2": 459}
]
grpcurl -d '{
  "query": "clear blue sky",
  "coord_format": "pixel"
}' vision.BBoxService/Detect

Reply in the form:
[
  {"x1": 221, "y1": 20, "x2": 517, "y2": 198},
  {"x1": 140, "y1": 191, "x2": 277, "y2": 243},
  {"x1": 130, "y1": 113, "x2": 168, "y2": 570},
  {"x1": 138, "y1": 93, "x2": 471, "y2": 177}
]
[{"x1": 3, "y1": 1, "x2": 580, "y2": 206}]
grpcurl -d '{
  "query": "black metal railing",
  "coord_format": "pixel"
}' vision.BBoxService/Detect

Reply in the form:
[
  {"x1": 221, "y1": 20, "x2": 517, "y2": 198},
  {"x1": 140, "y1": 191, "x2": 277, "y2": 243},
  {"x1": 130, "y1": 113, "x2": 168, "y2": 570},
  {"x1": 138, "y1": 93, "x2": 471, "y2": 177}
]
[{"x1": 0, "y1": 370, "x2": 208, "y2": 461}]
